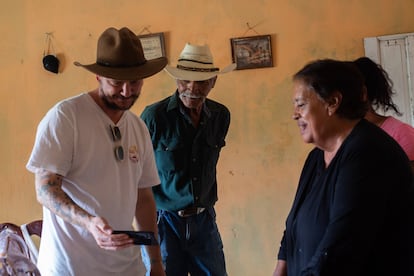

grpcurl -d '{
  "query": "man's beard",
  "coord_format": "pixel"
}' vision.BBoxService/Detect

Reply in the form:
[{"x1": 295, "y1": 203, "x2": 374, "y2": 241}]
[{"x1": 100, "y1": 92, "x2": 139, "y2": 111}]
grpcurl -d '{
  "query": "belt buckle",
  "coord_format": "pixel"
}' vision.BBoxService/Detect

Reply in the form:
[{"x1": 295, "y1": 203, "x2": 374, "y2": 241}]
[{"x1": 177, "y1": 207, "x2": 205, "y2": 217}]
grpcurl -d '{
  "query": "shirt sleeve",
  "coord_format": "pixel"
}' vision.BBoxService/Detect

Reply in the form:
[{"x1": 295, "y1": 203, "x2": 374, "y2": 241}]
[
  {"x1": 381, "y1": 117, "x2": 414, "y2": 160},
  {"x1": 26, "y1": 102, "x2": 75, "y2": 176},
  {"x1": 137, "y1": 118, "x2": 160, "y2": 188},
  {"x1": 391, "y1": 122, "x2": 414, "y2": 160},
  {"x1": 140, "y1": 106, "x2": 153, "y2": 132},
  {"x1": 277, "y1": 231, "x2": 287, "y2": 260}
]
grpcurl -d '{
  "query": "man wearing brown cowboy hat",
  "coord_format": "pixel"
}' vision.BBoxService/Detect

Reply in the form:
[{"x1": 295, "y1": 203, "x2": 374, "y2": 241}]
[
  {"x1": 27, "y1": 27, "x2": 167, "y2": 276},
  {"x1": 141, "y1": 43, "x2": 236, "y2": 275}
]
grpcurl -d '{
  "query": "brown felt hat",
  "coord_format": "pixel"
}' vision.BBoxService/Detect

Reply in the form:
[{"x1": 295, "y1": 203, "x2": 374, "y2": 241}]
[{"x1": 74, "y1": 27, "x2": 167, "y2": 80}]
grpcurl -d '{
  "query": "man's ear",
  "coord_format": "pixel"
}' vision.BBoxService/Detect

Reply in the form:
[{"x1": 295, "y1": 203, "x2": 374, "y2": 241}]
[{"x1": 327, "y1": 91, "x2": 342, "y2": 116}]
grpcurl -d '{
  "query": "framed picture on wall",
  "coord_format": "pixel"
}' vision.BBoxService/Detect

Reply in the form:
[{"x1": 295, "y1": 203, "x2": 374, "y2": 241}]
[
  {"x1": 230, "y1": 35, "x2": 273, "y2": 70},
  {"x1": 137, "y1": 32, "x2": 166, "y2": 60}
]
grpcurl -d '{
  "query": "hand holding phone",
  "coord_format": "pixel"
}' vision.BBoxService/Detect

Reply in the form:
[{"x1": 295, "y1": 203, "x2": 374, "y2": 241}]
[{"x1": 112, "y1": 230, "x2": 158, "y2": 245}]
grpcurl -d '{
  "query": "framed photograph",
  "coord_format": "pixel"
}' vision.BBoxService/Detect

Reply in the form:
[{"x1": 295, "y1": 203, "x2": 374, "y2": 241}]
[
  {"x1": 137, "y1": 32, "x2": 166, "y2": 60},
  {"x1": 230, "y1": 35, "x2": 273, "y2": 70}
]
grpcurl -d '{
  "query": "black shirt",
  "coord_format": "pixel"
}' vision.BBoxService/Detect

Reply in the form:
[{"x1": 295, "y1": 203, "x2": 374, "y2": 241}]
[{"x1": 278, "y1": 119, "x2": 414, "y2": 276}]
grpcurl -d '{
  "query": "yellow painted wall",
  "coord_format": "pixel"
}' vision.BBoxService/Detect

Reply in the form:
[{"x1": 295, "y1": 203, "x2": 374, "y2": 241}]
[{"x1": 1, "y1": 1, "x2": 413, "y2": 275}]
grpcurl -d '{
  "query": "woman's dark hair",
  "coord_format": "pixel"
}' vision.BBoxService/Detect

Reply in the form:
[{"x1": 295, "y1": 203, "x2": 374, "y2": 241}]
[
  {"x1": 353, "y1": 57, "x2": 401, "y2": 115},
  {"x1": 293, "y1": 59, "x2": 368, "y2": 119}
]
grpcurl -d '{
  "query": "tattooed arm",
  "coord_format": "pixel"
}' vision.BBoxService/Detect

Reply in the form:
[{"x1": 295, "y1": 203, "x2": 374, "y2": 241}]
[
  {"x1": 35, "y1": 169, "x2": 133, "y2": 250},
  {"x1": 35, "y1": 169, "x2": 93, "y2": 227}
]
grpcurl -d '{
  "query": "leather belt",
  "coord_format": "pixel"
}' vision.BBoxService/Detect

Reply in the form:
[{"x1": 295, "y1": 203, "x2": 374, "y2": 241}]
[{"x1": 177, "y1": 206, "x2": 205, "y2": 218}]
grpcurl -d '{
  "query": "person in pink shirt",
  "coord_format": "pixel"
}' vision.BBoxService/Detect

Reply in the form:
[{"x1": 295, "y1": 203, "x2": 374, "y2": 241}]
[{"x1": 354, "y1": 57, "x2": 414, "y2": 173}]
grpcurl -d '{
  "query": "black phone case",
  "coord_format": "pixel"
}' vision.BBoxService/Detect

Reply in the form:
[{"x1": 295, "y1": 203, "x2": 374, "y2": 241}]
[{"x1": 112, "y1": 230, "x2": 158, "y2": 245}]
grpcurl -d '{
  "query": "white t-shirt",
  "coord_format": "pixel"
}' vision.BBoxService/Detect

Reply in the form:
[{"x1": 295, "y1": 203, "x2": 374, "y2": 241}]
[{"x1": 26, "y1": 93, "x2": 160, "y2": 276}]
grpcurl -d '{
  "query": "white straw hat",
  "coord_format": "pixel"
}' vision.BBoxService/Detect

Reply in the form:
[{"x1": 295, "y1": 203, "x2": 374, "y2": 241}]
[{"x1": 164, "y1": 43, "x2": 236, "y2": 81}]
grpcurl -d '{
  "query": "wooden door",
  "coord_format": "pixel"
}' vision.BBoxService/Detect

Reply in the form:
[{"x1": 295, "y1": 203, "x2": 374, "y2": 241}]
[{"x1": 364, "y1": 32, "x2": 414, "y2": 126}]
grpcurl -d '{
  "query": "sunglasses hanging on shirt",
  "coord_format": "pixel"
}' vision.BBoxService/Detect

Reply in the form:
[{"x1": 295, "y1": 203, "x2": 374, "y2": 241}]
[{"x1": 109, "y1": 125, "x2": 124, "y2": 161}]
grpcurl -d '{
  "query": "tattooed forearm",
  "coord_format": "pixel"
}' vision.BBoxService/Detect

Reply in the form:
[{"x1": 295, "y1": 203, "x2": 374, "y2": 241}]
[{"x1": 35, "y1": 169, "x2": 92, "y2": 228}]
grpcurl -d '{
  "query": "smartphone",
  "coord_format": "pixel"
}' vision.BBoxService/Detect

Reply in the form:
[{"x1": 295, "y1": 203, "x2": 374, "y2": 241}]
[{"x1": 112, "y1": 230, "x2": 158, "y2": 245}]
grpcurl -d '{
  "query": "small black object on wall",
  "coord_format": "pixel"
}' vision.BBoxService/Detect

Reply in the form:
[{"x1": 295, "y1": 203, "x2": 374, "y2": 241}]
[{"x1": 43, "y1": 32, "x2": 59, "y2": 74}]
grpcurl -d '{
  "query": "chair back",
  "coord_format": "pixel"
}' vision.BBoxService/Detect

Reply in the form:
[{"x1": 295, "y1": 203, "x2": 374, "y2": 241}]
[{"x1": 0, "y1": 223, "x2": 41, "y2": 275}]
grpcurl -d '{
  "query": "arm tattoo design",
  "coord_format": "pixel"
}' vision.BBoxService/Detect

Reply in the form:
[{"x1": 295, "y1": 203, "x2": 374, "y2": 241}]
[{"x1": 35, "y1": 169, "x2": 91, "y2": 227}]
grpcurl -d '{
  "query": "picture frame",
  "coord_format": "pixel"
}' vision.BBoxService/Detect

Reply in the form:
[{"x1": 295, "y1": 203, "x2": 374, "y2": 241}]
[
  {"x1": 137, "y1": 32, "x2": 166, "y2": 60},
  {"x1": 230, "y1": 35, "x2": 273, "y2": 70}
]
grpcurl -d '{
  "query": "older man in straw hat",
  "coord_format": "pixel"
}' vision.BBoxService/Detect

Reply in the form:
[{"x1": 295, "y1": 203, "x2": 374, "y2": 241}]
[
  {"x1": 141, "y1": 43, "x2": 236, "y2": 275},
  {"x1": 26, "y1": 27, "x2": 167, "y2": 276}
]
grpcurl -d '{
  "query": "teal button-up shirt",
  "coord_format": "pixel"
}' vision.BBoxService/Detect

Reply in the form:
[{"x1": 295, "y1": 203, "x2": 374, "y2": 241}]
[{"x1": 141, "y1": 92, "x2": 230, "y2": 211}]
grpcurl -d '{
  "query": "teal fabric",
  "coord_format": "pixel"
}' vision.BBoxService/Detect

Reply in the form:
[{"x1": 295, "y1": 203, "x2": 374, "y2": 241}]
[{"x1": 141, "y1": 92, "x2": 230, "y2": 211}]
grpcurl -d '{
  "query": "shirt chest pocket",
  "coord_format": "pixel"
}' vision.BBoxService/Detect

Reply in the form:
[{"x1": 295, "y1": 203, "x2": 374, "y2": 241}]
[
  {"x1": 204, "y1": 138, "x2": 226, "y2": 165},
  {"x1": 206, "y1": 138, "x2": 226, "y2": 149},
  {"x1": 154, "y1": 138, "x2": 185, "y2": 171}
]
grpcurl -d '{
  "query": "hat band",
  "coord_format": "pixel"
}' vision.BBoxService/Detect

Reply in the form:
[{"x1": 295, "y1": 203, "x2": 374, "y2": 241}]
[
  {"x1": 177, "y1": 64, "x2": 219, "y2": 72},
  {"x1": 97, "y1": 60, "x2": 146, "y2": 68},
  {"x1": 177, "y1": 58, "x2": 219, "y2": 72}
]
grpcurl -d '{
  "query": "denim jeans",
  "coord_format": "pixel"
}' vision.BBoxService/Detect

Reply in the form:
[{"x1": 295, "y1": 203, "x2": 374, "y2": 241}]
[{"x1": 142, "y1": 207, "x2": 227, "y2": 276}]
